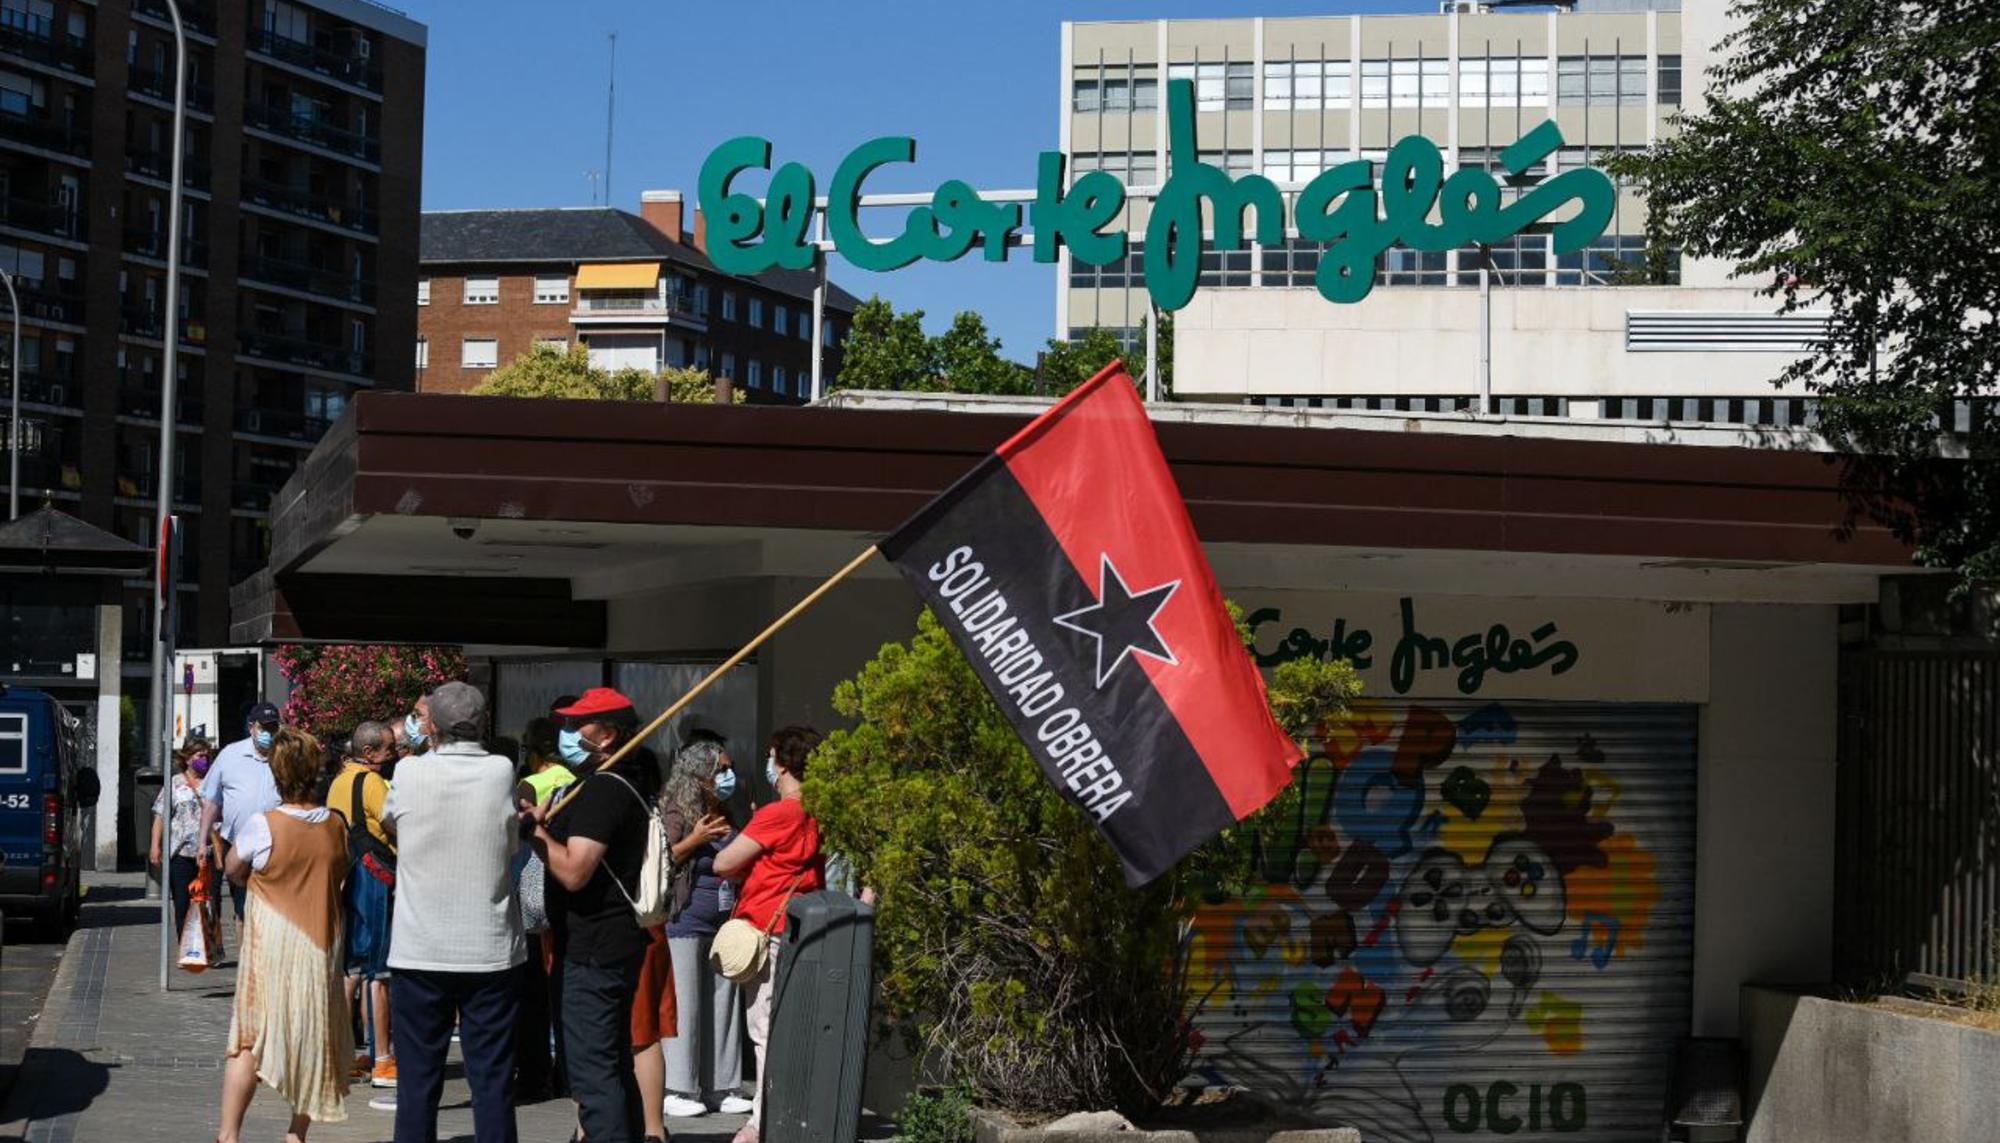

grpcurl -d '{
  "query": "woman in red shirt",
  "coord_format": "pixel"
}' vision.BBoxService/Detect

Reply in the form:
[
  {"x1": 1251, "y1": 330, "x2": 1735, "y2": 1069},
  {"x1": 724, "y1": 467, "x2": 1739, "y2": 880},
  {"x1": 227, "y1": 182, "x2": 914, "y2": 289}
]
[{"x1": 712, "y1": 726, "x2": 824, "y2": 1143}]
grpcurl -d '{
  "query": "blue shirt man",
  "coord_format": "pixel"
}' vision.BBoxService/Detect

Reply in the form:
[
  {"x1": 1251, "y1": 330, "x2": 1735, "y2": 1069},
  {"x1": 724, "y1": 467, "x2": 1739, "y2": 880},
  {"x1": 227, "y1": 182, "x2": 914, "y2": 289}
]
[{"x1": 197, "y1": 701, "x2": 283, "y2": 847}]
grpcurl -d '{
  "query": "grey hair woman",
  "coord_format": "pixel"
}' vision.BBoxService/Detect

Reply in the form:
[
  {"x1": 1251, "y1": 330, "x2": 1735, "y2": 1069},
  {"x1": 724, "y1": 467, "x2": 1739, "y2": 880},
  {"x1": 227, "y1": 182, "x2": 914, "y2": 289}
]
[{"x1": 656, "y1": 731, "x2": 745, "y2": 1118}]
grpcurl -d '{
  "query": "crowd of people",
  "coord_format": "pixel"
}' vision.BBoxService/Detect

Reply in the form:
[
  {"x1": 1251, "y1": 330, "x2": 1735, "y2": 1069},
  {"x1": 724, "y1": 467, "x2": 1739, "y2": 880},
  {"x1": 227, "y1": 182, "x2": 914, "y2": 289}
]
[{"x1": 153, "y1": 679, "x2": 826, "y2": 1143}]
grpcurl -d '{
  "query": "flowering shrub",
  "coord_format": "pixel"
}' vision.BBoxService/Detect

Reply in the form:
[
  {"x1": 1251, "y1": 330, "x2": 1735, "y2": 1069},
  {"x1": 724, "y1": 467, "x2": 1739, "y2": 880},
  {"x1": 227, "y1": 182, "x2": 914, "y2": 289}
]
[{"x1": 274, "y1": 644, "x2": 466, "y2": 739}]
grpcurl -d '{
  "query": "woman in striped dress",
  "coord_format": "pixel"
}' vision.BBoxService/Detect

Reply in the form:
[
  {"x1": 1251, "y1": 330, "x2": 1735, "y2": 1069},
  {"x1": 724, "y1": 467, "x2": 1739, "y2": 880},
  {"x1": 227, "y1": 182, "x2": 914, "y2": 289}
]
[{"x1": 217, "y1": 727, "x2": 353, "y2": 1142}]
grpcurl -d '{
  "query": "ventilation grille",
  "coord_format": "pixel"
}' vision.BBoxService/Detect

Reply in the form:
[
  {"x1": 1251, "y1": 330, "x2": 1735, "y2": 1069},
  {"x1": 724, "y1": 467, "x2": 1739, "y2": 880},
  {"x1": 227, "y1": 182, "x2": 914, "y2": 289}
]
[{"x1": 1626, "y1": 310, "x2": 1833, "y2": 352}]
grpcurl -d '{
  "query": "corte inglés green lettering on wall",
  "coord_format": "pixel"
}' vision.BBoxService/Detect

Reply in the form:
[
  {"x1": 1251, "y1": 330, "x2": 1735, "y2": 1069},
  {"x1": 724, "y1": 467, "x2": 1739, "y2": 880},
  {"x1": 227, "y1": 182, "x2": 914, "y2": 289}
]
[{"x1": 698, "y1": 78, "x2": 1617, "y2": 310}]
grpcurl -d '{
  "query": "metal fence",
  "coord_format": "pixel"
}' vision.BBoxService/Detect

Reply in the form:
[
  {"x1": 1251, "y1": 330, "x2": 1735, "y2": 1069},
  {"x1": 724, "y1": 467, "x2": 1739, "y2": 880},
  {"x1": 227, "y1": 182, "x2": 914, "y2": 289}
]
[{"x1": 1836, "y1": 649, "x2": 2000, "y2": 990}]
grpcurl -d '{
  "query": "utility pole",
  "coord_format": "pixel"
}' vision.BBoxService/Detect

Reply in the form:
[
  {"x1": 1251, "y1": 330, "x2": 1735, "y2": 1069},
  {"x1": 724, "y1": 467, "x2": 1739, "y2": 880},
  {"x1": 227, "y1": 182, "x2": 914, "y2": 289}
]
[{"x1": 3, "y1": 266, "x2": 18, "y2": 519}]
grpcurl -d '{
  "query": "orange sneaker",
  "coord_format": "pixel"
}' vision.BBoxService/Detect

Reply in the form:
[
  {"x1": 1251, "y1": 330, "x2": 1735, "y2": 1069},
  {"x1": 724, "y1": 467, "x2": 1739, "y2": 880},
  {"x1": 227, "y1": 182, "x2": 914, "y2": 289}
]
[
  {"x1": 351, "y1": 1053, "x2": 373, "y2": 1080},
  {"x1": 371, "y1": 1057, "x2": 398, "y2": 1089}
]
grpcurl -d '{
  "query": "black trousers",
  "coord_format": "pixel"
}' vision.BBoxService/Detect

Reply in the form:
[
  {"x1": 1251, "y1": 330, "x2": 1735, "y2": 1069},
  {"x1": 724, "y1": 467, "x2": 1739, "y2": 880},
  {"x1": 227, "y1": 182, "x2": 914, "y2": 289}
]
[
  {"x1": 165, "y1": 855, "x2": 197, "y2": 932},
  {"x1": 391, "y1": 966, "x2": 522, "y2": 1143},
  {"x1": 514, "y1": 938, "x2": 562, "y2": 1097},
  {"x1": 561, "y1": 953, "x2": 645, "y2": 1143}
]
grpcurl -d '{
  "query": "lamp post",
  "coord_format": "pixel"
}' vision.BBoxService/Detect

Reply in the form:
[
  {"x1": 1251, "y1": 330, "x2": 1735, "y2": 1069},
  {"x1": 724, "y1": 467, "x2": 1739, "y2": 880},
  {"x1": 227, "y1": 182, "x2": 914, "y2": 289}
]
[
  {"x1": 151, "y1": 0, "x2": 189, "y2": 992},
  {"x1": 3, "y1": 265, "x2": 18, "y2": 519}
]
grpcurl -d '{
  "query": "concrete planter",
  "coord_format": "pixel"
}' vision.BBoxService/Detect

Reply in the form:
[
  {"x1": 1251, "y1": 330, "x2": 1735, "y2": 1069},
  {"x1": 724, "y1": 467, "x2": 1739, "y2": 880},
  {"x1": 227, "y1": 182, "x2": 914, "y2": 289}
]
[
  {"x1": 969, "y1": 1107, "x2": 1360, "y2": 1143},
  {"x1": 1741, "y1": 984, "x2": 2000, "y2": 1143}
]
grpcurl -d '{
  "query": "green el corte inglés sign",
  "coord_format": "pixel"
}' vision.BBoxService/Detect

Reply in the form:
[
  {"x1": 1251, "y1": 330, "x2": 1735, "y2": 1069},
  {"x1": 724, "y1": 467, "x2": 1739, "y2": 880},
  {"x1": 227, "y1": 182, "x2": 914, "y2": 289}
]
[{"x1": 698, "y1": 79, "x2": 1616, "y2": 311}]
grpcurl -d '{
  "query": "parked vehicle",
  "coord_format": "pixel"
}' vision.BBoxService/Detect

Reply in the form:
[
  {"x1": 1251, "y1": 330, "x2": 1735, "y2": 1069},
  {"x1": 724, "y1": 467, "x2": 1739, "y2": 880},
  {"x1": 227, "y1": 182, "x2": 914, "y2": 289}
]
[{"x1": 0, "y1": 686, "x2": 101, "y2": 937}]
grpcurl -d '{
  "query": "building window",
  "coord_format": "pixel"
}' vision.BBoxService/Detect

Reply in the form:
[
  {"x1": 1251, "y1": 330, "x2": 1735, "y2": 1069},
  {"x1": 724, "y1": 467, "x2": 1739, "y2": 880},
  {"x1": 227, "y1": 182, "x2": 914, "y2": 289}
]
[
  {"x1": 263, "y1": 0, "x2": 310, "y2": 44},
  {"x1": 1262, "y1": 149, "x2": 1345, "y2": 183},
  {"x1": 773, "y1": 305, "x2": 787, "y2": 336},
  {"x1": 1198, "y1": 248, "x2": 1252, "y2": 288},
  {"x1": 747, "y1": 359, "x2": 761, "y2": 388},
  {"x1": 748, "y1": 298, "x2": 764, "y2": 328},
  {"x1": 461, "y1": 337, "x2": 498, "y2": 369},
  {"x1": 1069, "y1": 239, "x2": 1146, "y2": 289},
  {"x1": 1166, "y1": 149, "x2": 1253, "y2": 177},
  {"x1": 1658, "y1": 54, "x2": 1683, "y2": 106},
  {"x1": 693, "y1": 284, "x2": 710, "y2": 317},
  {"x1": 720, "y1": 352, "x2": 735, "y2": 380},
  {"x1": 1072, "y1": 63, "x2": 1160, "y2": 112},
  {"x1": 1262, "y1": 60, "x2": 1353, "y2": 111},
  {"x1": 1456, "y1": 234, "x2": 1550, "y2": 287},
  {"x1": 1261, "y1": 237, "x2": 1322, "y2": 288},
  {"x1": 822, "y1": 322, "x2": 838, "y2": 348},
  {"x1": 1557, "y1": 55, "x2": 1650, "y2": 106},
  {"x1": 1166, "y1": 61, "x2": 1253, "y2": 111},
  {"x1": 534, "y1": 274, "x2": 570, "y2": 304},
  {"x1": 414, "y1": 337, "x2": 428, "y2": 369},
  {"x1": 0, "y1": 69, "x2": 42, "y2": 118},
  {"x1": 773, "y1": 365, "x2": 787, "y2": 396},
  {"x1": 416, "y1": 277, "x2": 430, "y2": 306},
  {"x1": 1554, "y1": 234, "x2": 1679, "y2": 286},
  {"x1": 1071, "y1": 150, "x2": 1159, "y2": 186},
  {"x1": 722, "y1": 291, "x2": 737, "y2": 321},
  {"x1": 464, "y1": 276, "x2": 499, "y2": 305},
  {"x1": 1362, "y1": 58, "x2": 1451, "y2": 110},
  {"x1": 1458, "y1": 57, "x2": 1550, "y2": 108}
]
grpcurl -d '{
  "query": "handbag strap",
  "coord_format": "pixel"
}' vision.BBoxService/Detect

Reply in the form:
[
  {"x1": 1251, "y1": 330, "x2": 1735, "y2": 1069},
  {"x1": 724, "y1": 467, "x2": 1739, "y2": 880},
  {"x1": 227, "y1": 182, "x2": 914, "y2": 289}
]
[
  {"x1": 347, "y1": 771, "x2": 371, "y2": 848},
  {"x1": 763, "y1": 870, "x2": 808, "y2": 938},
  {"x1": 596, "y1": 771, "x2": 659, "y2": 908}
]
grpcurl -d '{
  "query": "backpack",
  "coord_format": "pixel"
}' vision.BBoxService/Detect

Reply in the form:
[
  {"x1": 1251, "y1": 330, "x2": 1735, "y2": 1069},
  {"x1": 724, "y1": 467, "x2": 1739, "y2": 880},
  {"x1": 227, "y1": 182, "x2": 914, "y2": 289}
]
[
  {"x1": 344, "y1": 771, "x2": 396, "y2": 887},
  {"x1": 599, "y1": 771, "x2": 674, "y2": 928}
]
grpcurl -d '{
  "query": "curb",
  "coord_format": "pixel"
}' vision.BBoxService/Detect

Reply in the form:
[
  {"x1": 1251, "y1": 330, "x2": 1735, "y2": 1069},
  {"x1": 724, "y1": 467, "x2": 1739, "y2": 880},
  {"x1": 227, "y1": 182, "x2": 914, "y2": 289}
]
[
  {"x1": 0, "y1": 922, "x2": 93, "y2": 1135},
  {"x1": 971, "y1": 1108, "x2": 1362, "y2": 1143}
]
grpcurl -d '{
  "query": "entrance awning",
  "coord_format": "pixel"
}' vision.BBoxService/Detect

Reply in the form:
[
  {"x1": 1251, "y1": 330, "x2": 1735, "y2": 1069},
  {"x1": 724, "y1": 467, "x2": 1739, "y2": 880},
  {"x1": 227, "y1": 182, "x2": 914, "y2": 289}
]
[{"x1": 574, "y1": 262, "x2": 658, "y2": 290}]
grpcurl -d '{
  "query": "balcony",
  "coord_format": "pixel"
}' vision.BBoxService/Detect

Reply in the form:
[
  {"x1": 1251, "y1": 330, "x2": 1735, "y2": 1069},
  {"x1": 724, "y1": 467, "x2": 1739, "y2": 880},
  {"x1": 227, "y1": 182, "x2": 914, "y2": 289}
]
[
  {"x1": 117, "y1": 379, "x2": 205, "y2": 425},
  {"x1": 240, "y1": 252, "x2": 375, "y2": 306},
  {"x1": 0, "y1": 109, "x2": 90, "y2": 159},
  {"x1": 250, "y1": 29, "x2": 382, "y2": 94},
  {"x1": 233, "y1": 477, "x2": 289, "y2": 513},
  {"x1": 14, "y1": 283, "x2": 84, "y2": 325},
  {"x1": 127, "y1": 61, "x2": 216, "y2": 113},
  {"x1": 123, "y1": 226, "x2": 210, "y2": 268},
  {"x1": 240, "y1": 176, "x2": 377, "y2": 236},
  {"x1": 15, "y1": 369, "x2": 80, "y2": 408},
  {"x1": 125, "y1": 145, "x2": 213, "y2": 191},
  {"x1": 132, "y1": 0, "x2": 216, "y2": 38},
  {"x1": 0, "y1": 195, "x2": 85, "y2": 241},
  {"x1": 0, "y1": 18, "x2": 92, "y2": 76},
  {"x1": 118, "y1": 307, "x2": 208, "y2": 346},
  {"x1": 571, "y1": 290, "x2": 707, "y2": 329},
  {"x1": 235, "y1": 406, "x2": 331, "y2": 443},
  {"x1": 244, "y1": 102, "x2": 381, "y2": 165},
  {"x1": 239, "y1": 330, "x2": 371, "y2": 379}
]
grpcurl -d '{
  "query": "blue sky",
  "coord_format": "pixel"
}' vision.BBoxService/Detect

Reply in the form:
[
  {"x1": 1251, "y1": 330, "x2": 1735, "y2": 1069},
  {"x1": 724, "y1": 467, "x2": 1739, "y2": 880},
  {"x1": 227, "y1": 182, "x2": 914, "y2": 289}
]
[{"x1": 403, "y1": 0, "x2": 1434, "y2": 361}]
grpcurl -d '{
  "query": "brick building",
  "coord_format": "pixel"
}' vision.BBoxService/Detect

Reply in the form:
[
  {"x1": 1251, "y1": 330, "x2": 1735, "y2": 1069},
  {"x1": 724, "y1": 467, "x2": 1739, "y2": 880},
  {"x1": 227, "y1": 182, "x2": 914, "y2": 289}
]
[
  {"x1": 1, "y1": 0, "x2": 426, "y2": 659},
  {"x1": 417, "y1": 190, "x2": 859, "y2": 402}
]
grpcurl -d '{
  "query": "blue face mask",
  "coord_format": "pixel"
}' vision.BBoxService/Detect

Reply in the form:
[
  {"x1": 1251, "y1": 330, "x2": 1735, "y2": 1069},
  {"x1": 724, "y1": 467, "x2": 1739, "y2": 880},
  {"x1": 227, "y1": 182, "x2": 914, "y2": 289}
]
[
  {"x1": 713, "y1": 768, "x2": 738, "y2": 801},
  {"x1": 253, "y1": 728, "x2": 274, "y2": 751},
  {"x1": 404, "y1": 712, "x2": 428, "y2": 748},
  {"x1": 558, "y1": 728, "x2": 592, "y2": 767}
]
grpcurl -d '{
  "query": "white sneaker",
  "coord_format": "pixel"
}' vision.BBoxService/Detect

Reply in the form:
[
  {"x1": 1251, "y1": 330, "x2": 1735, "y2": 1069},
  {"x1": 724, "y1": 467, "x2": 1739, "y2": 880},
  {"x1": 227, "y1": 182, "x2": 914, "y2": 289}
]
[
  {"x1": 663, "y1": 1095, "x2": 709, "y2": 1119},
  {"x1": 716, "y1": 1094, "x2": 755, "y2": 1114},
  {"x1": 367, "y1": 1093, "x2": 397, "y2": 1113}
]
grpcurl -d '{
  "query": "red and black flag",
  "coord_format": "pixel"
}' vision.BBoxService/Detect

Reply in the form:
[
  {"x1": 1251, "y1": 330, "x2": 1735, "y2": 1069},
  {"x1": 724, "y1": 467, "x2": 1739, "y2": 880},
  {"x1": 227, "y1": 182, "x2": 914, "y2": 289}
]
[{"x1": 879, "y1": 363, "x2": 1303, "y2": 886}]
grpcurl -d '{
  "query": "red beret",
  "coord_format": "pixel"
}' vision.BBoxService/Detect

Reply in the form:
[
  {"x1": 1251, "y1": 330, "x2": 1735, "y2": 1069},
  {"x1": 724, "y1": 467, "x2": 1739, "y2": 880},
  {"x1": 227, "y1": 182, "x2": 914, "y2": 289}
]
[{"x1": 554, "y1": 687, "x2": 636, "y2": 719}]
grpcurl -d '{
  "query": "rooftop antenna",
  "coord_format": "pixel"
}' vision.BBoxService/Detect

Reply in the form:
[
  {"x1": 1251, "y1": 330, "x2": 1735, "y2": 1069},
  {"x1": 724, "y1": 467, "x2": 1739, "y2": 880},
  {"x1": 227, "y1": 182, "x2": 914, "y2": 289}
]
[
  {"x1": 604, "y1": 31, "x2": 617, "y2": 207},
  {"x1": 585, "y1": 169, "x2": 602, "y2": 205}
]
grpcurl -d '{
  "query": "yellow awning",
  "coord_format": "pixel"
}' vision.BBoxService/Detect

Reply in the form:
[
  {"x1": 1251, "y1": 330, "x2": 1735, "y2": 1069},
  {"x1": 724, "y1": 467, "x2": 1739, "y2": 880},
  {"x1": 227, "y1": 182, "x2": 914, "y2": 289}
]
[{"x1": 574, "y1": 262, "x2": 658, "y2": 290}]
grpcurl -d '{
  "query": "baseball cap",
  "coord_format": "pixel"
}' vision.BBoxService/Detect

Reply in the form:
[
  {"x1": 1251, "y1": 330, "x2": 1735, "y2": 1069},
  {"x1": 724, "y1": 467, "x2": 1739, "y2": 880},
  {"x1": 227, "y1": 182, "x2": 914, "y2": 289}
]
[
  {"x1": 247, "y1": 702, "x2": 281, "y2": 727},
  {"x1": 555, "y1": 687, "x2": 636, "y2": 721}
]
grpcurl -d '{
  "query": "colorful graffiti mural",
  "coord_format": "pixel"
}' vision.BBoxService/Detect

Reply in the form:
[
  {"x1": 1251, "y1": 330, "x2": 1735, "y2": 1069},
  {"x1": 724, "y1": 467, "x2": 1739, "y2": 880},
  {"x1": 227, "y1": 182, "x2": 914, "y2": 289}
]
[{"x1": 1187, "y1": 701, "x2": 1695, "y2": 1143}]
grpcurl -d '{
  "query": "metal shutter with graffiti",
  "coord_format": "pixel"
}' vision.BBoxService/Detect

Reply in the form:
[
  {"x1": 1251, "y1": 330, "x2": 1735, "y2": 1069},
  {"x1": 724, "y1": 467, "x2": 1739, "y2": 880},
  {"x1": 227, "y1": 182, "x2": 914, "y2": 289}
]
[{"x1": 1187, "y1": 701, "x2": 1696, "y2": 1142}]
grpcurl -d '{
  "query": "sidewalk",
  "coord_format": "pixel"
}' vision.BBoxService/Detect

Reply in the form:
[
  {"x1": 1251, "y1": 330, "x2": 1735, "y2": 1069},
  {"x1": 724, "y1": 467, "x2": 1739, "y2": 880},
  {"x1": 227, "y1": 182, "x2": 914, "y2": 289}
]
[{"x1": 0, "y1": 874, "x2": 753, "y2": 1142}]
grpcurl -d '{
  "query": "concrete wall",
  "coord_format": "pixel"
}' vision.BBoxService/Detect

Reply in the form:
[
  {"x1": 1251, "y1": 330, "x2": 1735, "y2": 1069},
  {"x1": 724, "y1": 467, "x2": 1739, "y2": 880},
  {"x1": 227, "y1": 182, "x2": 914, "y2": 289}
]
[
  {"x1": 1694, "y1": 606, "x2": 1839, "y2": 1036},
  {"x1": 1741, "y1": 987, "x2": 2000, "y2": 1143},
  {"x1": 1172, "y1": 285, "x2": 1810, "y2": 401}
]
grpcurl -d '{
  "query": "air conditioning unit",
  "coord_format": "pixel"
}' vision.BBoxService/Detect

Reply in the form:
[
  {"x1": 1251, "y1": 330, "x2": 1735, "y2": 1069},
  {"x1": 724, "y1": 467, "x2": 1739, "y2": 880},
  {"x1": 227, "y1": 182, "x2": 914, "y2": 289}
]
[
  {"x1": 354, "y1": 35, "x2": 371, "y2": 59},
  {"x1": 46, "y1": 384, "x2": 67, "y2": 405},
  {"x1": 1439, "y1": 0, "x2": 1486, "y2": 12},
  {"x1": 242, "y1": 409, "x2": 263, "y2": 433}
]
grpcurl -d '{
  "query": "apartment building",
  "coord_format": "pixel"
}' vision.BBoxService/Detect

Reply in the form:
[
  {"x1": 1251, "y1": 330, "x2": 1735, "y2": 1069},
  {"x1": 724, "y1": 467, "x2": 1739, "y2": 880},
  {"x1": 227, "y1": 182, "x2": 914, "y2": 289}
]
[
  {"x1": 1, "y1": 0, "x2": 425, "y2": 657},
  {"x1": 1062, "y1": 1, "x2": 1827, "y2": 426},
  {"x1": 417, "y1": 190, "x2": 858, "y2": 403}
]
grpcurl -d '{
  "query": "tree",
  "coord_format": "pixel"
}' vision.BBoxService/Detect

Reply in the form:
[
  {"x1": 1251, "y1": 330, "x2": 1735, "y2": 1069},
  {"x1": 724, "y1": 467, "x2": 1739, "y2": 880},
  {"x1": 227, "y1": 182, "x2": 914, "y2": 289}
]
[
  {"x1": 805, "y1": 608, "x2": 1359, "y2": 1116},
  {"x1": 934, "y1": 311, "x2": 1030, "y2": 396},
  {"x1": 1036, "y1": 311, "x2": 1172, "y2": 399},
  {"x1": 660, "y1": 365, "x2": 743, "y2": 404},
  {"x1": 471, "y1": 344, "x2": 656, "y2": 401},
  {"x1": 1615, "y1": 0, "x2": 1999, "y2": 580},
  {"x1": 833, "y1": 296, "x2": 938, "y2": 392},
  {"x1": 274, "y1": 644, "x2": 466, "y2": 740}
]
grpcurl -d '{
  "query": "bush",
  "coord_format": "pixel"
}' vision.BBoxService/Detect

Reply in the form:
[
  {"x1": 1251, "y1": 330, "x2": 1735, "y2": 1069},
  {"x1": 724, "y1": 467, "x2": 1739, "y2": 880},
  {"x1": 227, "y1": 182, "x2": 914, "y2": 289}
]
[
  {"x1": 806, "y1": 609, "x2": 1358, "y2": 1117},
  {"x1": 896, "y1": 1086, "x2": 975, "y2": 1143},
  {"x1": 275, "y1": 644, "x2": 466, "y2": 739}
]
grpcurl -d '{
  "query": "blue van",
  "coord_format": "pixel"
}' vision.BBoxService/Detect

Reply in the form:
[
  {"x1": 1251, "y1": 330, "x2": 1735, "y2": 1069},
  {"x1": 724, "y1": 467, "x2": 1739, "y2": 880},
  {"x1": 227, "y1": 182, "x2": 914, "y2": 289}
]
[{"x1": 0, "y1": 687, "x2": 101, "y2": 936}]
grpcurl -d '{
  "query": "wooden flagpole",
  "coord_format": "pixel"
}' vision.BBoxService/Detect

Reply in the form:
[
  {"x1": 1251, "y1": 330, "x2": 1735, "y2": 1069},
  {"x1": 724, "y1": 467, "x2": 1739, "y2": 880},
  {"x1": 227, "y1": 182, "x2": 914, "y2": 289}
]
[{"x1": 544, "y1": 544, "x2": 881, "y2": 819}]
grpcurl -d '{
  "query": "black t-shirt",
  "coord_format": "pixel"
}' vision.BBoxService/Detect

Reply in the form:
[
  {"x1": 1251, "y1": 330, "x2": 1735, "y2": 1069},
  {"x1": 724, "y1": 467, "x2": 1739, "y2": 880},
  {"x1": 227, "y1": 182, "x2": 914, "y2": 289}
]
[{"x1": 547, "y1": 762, "x2": 649, "y2": 965}]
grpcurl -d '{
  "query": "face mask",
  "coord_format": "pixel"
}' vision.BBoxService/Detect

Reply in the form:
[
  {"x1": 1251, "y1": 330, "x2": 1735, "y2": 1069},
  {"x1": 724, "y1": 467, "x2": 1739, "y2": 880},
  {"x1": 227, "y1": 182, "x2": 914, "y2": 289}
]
[
  {"x1": 188, "y1": 755, "x2": 211, "y2": 778},
  {"x1": 558, "y1": 728, "x2": 593, "y2": 767},
  {"x1": 404, "y1": 712, "x2": 429, "y2": 748},
  {"x1": 253, "y1": 729, "x2": 274, "y2": 751},
  {"x1": 765, "y1": 752, "x2": 781, "y2": 789},
  {"x1": 712, "y1": 768, "x2": 738, "y2": 801}
]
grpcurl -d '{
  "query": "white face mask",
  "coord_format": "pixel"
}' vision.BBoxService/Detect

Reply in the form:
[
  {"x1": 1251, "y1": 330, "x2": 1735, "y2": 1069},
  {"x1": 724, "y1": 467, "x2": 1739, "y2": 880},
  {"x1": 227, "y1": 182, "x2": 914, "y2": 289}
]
[{"x1": 765, "y1": 751, "x2": 780, "y2": 789}]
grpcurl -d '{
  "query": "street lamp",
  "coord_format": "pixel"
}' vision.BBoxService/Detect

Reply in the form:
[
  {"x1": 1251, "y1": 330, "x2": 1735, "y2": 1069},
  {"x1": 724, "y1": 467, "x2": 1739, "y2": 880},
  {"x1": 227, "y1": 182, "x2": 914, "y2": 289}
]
[
  {"x1": 150, "y1": 0, "x2": 190, "y2": 992},
  {"x1": 3, "y1": 265, "x2": 18, "y2": 519}
]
